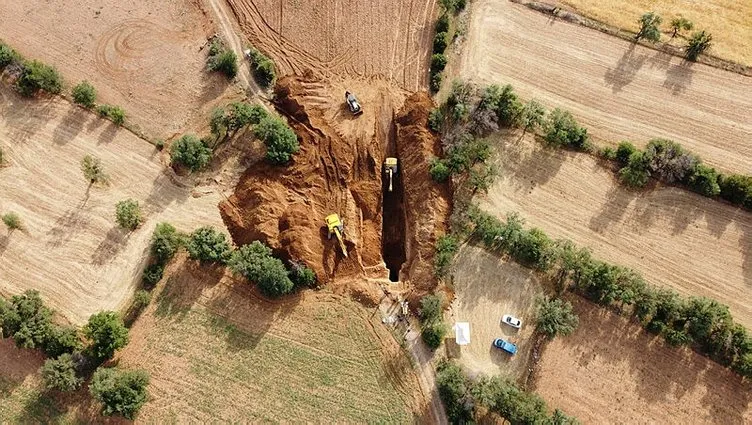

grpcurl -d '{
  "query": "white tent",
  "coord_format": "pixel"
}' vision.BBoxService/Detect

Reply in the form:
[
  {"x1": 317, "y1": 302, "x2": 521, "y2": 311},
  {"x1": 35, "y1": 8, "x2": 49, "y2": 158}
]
[{"x1": 454, "y1": 322, "x2": 470, "y2": 345}]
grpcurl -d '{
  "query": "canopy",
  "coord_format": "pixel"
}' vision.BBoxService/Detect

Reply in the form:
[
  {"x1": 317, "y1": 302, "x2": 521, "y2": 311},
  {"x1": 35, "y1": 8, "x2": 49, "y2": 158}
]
[{"x1": 454, "y1": 322, "x2": 470, "y2": 345}]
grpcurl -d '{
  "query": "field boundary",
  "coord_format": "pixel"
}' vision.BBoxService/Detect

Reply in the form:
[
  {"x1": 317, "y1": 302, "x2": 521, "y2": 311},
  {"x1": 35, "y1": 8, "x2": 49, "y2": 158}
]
[{"x1": 510, "y1": 0, "x2": 752, "y2": 77}]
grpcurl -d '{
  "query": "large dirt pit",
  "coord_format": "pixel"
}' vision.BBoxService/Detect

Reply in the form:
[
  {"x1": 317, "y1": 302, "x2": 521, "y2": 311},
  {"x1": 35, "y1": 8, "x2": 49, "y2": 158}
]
[
  {"x1": 220, "y1": 75, "x2": 450, "y2": 301},
  {"x1": 534, "y1": 296, "x2": 752, "y2": 424},
  {"x1": 0, "y1": 86, "x2": 228, "y2": 324},
  {"x1": 460, "y1": 0, "x2": 752, "y2": 175},
  {"x1": 226, "y1": 0, "x2": 437, "y2": 91},
  {"x1": 479, "y1": 132, "x2": 752, "y2": 328},
  {"x1": 0, "y1": 0, "x2": 231, "y2": 138}
]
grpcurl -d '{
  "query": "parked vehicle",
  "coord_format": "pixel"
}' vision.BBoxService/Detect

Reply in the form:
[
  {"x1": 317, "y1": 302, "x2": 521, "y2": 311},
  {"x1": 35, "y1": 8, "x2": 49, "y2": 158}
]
[
  {"x1": 502, "y1": 314, "x2": 522, "y2": 329},
  {"x1": 493, "y1": 338, "x2": 518, "y2": 355}
]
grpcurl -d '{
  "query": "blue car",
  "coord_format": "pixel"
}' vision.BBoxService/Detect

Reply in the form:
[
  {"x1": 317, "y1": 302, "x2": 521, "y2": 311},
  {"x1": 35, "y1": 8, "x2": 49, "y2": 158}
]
[{"x1": 493, "y1": 338, "x2": 518, "y2": 355}]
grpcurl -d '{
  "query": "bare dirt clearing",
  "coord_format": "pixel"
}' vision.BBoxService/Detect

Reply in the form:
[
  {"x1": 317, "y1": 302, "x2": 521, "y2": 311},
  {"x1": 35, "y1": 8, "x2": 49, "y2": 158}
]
[
  {"x1": 460, "y1": 0, "x2": 752, "y2": 175},
  {"x1": 0, "y1": 0, "x2": 232, "y2": 138},
  {"x1": 0, "y1": 86, "x2": 228, "y2": 324},
  {"x1": 226, "y1": 0, "x2": 437, "y2": 91},
  {"x1": 557, "y1": 0, "x2": 752, "y2": 67},
  {"x1": 479, "y1": 133, "x2": 752, "y2": 327},
  {"x1": 450, "y1": 246, "x2": 542, "y2": 380},
  {"x1": 116, "y1": 257, "x2": 430, "y2": 422},
  {"x1": 534, "y1": 296, "x2": 752, "y2": 424}
]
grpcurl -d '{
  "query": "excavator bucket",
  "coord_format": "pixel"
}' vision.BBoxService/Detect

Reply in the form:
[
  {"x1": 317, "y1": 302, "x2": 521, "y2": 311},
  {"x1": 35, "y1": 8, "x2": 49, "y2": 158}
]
[{"x1": 384, "y1": 158, "x2": 398, "y2": 192}]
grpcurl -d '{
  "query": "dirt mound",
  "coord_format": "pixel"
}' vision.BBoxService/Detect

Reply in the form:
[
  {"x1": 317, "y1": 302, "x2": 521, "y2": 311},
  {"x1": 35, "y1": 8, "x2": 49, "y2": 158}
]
[{"x1": 220, "y1": 77, "x2": 449, "y2": 301}]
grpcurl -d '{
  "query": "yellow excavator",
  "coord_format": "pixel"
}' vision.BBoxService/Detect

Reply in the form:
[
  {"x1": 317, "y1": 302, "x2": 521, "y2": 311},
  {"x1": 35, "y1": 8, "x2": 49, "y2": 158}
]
[
  {"x1": 384, "y1": 157, "x2": 398, "y2": 192},
  {"x1": 325, "y1": 213, "x2": 348, "y2": 257}
]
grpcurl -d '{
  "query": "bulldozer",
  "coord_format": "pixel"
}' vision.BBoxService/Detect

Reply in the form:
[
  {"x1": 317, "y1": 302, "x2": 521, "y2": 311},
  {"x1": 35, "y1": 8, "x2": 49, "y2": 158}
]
[
  {"x1": 325, "y1": 213, "x2": 348, "y2": 257},
  {"x1": 345, "y1": 91, "x2": 363, "y2": 116},
  {"x1": 384, "y1": 157, "x2": 398, "y2": 192}
]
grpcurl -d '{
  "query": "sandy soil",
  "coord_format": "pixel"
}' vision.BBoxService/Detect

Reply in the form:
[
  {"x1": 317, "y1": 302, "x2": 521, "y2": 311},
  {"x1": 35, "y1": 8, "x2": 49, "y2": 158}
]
[
  {"x1": 0, "y1": 0, "x2": 233, "y2": 139},
  {"x1": 0, "y1": 86, "x2": 229, "y2": 325},
  {"x1": 478, "y1": 132, "x2": 752, "y2": 328},
  {"x1": 534, "y1": 296, "x2": 752, "y2": 424},
  {"x1": 459, "y1": 0, "x2": 752, "y2": 175},
  {"x1": 450, "y1": 246, "x2": 542, "y2": 380},
  {"x1": 558, "y1": 0, "x2": 752, "y2": 67},
  {"x1": 226, "y1": 0, "x2": 437, "y2": 91}
]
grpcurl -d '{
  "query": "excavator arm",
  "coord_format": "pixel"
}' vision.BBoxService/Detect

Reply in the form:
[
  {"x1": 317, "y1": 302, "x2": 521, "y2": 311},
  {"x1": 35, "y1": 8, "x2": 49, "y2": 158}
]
[{"x1": 333, "y1": 227, "x2": 348, "y2": 257}]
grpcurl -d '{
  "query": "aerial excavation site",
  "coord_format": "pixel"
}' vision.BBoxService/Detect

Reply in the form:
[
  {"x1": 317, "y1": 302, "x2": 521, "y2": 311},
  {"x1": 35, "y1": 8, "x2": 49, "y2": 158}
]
[{"x1": 1, "y1": 0, "x2": 751, "y2": 422}]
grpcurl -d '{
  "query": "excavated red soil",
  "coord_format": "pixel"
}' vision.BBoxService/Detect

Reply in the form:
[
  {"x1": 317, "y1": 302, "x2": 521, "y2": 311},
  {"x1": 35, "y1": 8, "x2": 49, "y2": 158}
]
[{"x1": 219, "y1": 76, "x2": 449, "y2": 302}]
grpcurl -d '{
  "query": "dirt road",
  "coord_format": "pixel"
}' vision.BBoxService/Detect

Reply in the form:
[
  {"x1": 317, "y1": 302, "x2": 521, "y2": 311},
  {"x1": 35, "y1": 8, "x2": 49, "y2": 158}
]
[
  {"x1": 480, "y1": 133, "x2": 752, "y2": 328},
  {"x1": 534, "y1": 296, "x2": 752, "y2": 424},
  {"x1": 0, "y1": 87, "x2": 228, "y2": 324},
  {"x1": 460, "y1": 0, "x2": 752, "y2": 175},
  {"x1": 225, "y1": 0, "x2": 437, "y2": 91}
]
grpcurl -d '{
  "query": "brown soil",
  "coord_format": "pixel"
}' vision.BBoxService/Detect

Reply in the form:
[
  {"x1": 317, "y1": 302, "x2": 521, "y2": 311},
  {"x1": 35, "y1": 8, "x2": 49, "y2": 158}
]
[
  {"x1": 220, "y1": 75, "x2": 449, "y2": 303},
  {"x1": 0, "y1": 0, "x2": 233, "y2": 139},
  {"x1": 225, "y1": 0, "x2": 437, "y2": 91},
  {"x1": 459, "y1": 0, "x2": 752, "y2": 175},
  {"x1": 534, "y1": 295, "x2": 752, "y2": 424}
]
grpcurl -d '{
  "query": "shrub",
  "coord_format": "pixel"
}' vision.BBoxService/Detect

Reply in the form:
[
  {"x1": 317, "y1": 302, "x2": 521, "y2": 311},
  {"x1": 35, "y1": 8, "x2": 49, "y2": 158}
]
[
  {"x1": 43, "y1": 325, "x2": 81, "y2": 358},
  {"x1": 514, "y1": 227, "x2": 554, "y2": 270},
  {"x1": 254, "y1": 116, "x2": 299, "y2": 165},
  {"x1": 686, "y1": 30, "x2": 712, "y2": 61},
  {"x1": 615, "y1": 141, "x2": 637, "y2": 165},
  {"x1": 226, "y1": 102, "x2": 267, "y2": 131},
  {"x1": 718, "y1": 174, "x2": 752, "y2": 208},
  {"x1": 142, "y1": 264, "x2": 164, "y2": 288},
  {"x1": 0, "y1": 290, "x2": 52, "y2": 350},
  {"x1": 289, "y1": 261, "x2": 316, "y2": 287},
  {"x1": 0, "y1": 42, "x2": 22, "y2": 69},
  {"x1": 473, "y1": 376, "x2": 550, "y2": 425},
  {"x1": 41, "y1": 353, "x2": 82, "y2": 392},
  {"x1": 480, "y1": 84, "x2": 522, "y2": 127},
  {"x1": 207, "y1": 40, "x2": 238, "y2": 78},
  {"x1": 635, "y1": 11, "x2": 662, "y2": 42},
  {"x1": 96, "y1": 104, "x2": 126, "y2": 126},
  {"x1": 544, "y1": 108, "x2": 589, "y2": 149},
  {"x1": 247, "y1": 47, "x2": 276, "y2": 87},
  {"x1": 15, "y1": 60, "x2": 63, "y2": 96},
  {"x1": 429, "y1": 158, "x2": 451, "y2": 182},
  {"x1": 536, "y1": 296, "x2": 579, "y2": 339},
  {"x1": 150, "y1": 223, "x2": 182, "y2": 264},
  {"x1": 420, "y1": 293, "x2": 445, "y2": 323},
  {"x1": 421, "y1": 320, "x2": 447, "y2": 349},
  {"x1": 115, "y1": 199, "x2": 142, "y2": 230},
  {"x1": 434, "y1": 235, "x2": 459, "y2": 277},
  {"x1": 84, "y1": 311, "x2": 129, "y2": 361},
  {"x1": 670, "y1": 16, "x2": 694, "y2": 38},
  {"x1": 228, "y1": 241, "x2": 295, "y2": 297},
  {"x1": 187, "y1": 226, "x2": 231, "y2": 264},
  {"x1": 519, "y1": 99, "x2": 546, "y2": 134},
  {"x1": 687, "y1": 164, "x2": 720, "y2": 197},
  {"x1": 428, "y1": 108, "x2": 445, "y2": 133},
  {"x1": 72, "y1": 81, "x2": 96, "y2": 108},
  {"x1": 429, "y1": 71, "x2": 443, "y2": 93},
  {"x1": 618, "y1": 151, "x2": 651, "y2": 188},
  {"x1": 599, "y1": 146, "x2": 617, "y2": 160},
  {"x1": 433, "y1": 31, "x2": 448, "y2": 53},
  {"x1": 436, "y1": 361, "x2": 474, "y2": 424},
  {"x1": 170, "y1": 134, "x2": 212, "y2": 171},
  {"x1": 419, "y1": 293, "x2": 447, "y2": 349},
  {"x1": 2, "y1": 212, "x2": 22, "y2": 231},
  {"x1": 132, "y1": 290, "x2": 151, "y2": 313},
  {"x1": 643, "y1": 139, "x2": 698, "y2": 183},
  {"x1": 431, "y1": 53, "x2": 447, "y2": 72},
  {"x1": 90, "y1": 367, "x2": 149, "y2": 420},
  {"x1": 81, "y1": 154, "x2": 108, "y2": 185},
  {"x1": 155, "y1": 139, "x2": 165, "y2": 151},
  {"x1": 436, "y1": 14, "x2": 450, "y2": 33}
]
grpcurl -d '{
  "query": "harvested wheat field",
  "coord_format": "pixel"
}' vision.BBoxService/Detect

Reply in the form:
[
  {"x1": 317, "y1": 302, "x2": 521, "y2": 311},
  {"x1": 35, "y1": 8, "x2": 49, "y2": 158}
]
[
  {"x1": 226, "y1": 0, "x2": 437, "y2": 91},
  {"x1": 0, "y1": 0, "x2": 232, "y2": 138},
  {"x1": 478, "y1": 133, "x2": 752, "y2": 327},
  {"x1": 0, "y1": 86, "x2": 229, "y2": 324},
  {"x1": 450, "y1": 245, "x2": 543, "y2": 380},
  {"x1": 460, "y1": 0, "x2": 752, "y2": 175},
  {"x1": 115, "y1": 256, "x2": 430, "y2": 422},
  {"x1": 557, "y1": 0, "x2": 752, "y2": 67},
  {"x1": 534, "y1": 296, "x2": 752, "y2": 424}
]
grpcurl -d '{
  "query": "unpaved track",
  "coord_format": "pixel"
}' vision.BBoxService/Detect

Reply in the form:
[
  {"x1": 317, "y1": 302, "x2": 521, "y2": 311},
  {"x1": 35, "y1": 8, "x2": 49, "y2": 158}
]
[
  {"x1": 226, "y1": 0, "x2": 437, "y2": 91},
  {"x1": 460, "y1": 0, "x2": 752, "y2": 175},
  {"x1": 0, "y1": 0, "x2": 231, "y2": 138},
  {"x1": 535, "y1": 296, "x2": 752, "y2": 424},
  {"x1": 480, "y1": 133, "x2": 752, "y2": 328},
  {"x1": 0, "y1": 87, "x2": 227, "y2": 324}
]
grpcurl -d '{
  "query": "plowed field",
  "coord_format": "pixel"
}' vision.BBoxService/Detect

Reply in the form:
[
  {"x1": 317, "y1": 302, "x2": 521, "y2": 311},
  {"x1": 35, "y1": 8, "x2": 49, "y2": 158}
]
[
  {"x1": 479, "y1": 133, "x2": 752, "y2": 328},
  {"x1": 534, "y1": 296, "x2": 752, "y2": 424},
  {"x1": 460, "y1": 0, "x2": 752, "y2": 175},
  {"x1": 226, "y1": 0, "x2": 437, "y2": 91},
  {"x1": 0, "y1": 0, "x2": 230, "y2": 138},
  {"x1": 0, "y1": 86, "x2": 227, "y2": 324}
]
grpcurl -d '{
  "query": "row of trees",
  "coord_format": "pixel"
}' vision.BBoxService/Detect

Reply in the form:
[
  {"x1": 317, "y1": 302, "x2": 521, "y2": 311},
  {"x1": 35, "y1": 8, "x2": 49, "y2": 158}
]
[
  {"x1": 72, "y1": 80, "x2": 127, "y2": 126},
  {"x1": 436, "y1": 360, "x2": 578, "y2": 424},
  {"x1": 245, "y1": 46, "x2": 276, "y2": 88},
  {"x1": 418, "y1": 293, "x2": 448, "y2": 349},
  {"x1": 635, "y1": 12, "x2": 712, "y2": 61},
  {"x1": 465, "y1": 207, "x2": 752, "y2": 378},
  {"x1": 429, "y1": 0, "x2": 467, "y2": 92}
]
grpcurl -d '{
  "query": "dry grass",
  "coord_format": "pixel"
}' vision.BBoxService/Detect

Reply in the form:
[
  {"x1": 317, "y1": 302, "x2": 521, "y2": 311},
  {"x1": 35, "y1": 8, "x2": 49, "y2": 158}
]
[{"x1": 559, "y1": 0, "x2": 752, "y2": 66}]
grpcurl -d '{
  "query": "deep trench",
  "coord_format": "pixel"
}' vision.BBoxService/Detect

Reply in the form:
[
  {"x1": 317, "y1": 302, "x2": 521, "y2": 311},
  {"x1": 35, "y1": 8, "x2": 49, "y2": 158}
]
[{"x1": 381, "y1": 132, "x2": 407, "y2": 282}]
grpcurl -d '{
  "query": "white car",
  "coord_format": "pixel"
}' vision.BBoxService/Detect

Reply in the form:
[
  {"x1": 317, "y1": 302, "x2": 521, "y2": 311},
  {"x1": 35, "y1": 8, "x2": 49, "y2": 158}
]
[{"x1": 502, "y1": 314, "x2": 522, "y2": 329}]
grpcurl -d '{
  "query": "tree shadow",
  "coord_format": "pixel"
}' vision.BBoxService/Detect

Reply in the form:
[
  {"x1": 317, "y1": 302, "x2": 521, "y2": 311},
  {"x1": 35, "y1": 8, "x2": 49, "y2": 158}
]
[
  {"x1": 97, "y1": 122, "x2": 119, "y2": 145},
  {"x1": 46, "y1": 203, "x2": 90, "y2": 248},
  {"x1": 604, "y1": 43, "x2": 648, "y2": 93},
  {"x1": 52, "y1": 105, "x2": 89, "y2": 145},
  {"x1": 90, "y1": 226, "x2": 130, "y2": 266},
  {"x1": 143, "y1": 168, "x2": 192, "y2": 215},
  {"x1": 663, "y1": 61, "x2": 695, "y2": 95},
  {"x1": 491, "y1": 131, "x2": 569, "y2": 194}
]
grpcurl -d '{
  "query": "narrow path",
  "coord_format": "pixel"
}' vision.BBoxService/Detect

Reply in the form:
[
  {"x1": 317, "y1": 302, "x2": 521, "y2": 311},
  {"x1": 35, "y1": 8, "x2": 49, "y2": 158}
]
[{"x1": 405, "y1": 319, "x2": 449, "y2": 425}]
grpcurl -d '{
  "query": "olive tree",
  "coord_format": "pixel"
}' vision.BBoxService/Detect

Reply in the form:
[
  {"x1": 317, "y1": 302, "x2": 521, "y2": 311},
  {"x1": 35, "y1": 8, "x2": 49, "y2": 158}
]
[
  {"x1": 41, "y1": 353, "x2": 82, "y2": 392},
  {"x1": 81, "y1": 155, "x2": 109, "y2": 185},
  {"x1": 84, "y1": 311, "x2": 129, "y2": 361},
  {"x1": 228, "y1": 241, "x2": 295, "y2": 297},
  {"x1": 254, "y1": 116, "x2": 299, "y2": 165},
  {"x1": 536, "y1": 296, "x2": 579, "y2": 339},
  {"x1": 72, "y1": 81, "x2": 96, "y2": 108},
  {"x1": 686, "y1": 30, "x2": 712, "y2": 61},
  {"x1": 90, "y1": 367, "x2": 149, "y2": 420},
  {"x1": 670, "y1": 16, "x2": 693, "y2": 38},
  {"x1": 2, "y1": 212, "x2": 22, "y2": 231},
  {"x1": 635, "y1": 12, "x2": 662, "y2": 42},
  {"x1": 170, "y1": 134, "x2": 212, "y2": 171},
  {"x1": 187, "y1": 226, "x2": 231, "y2": 264},
  {"x1": 115, "y1": 199, "x2": 142, "y2": 230}
]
